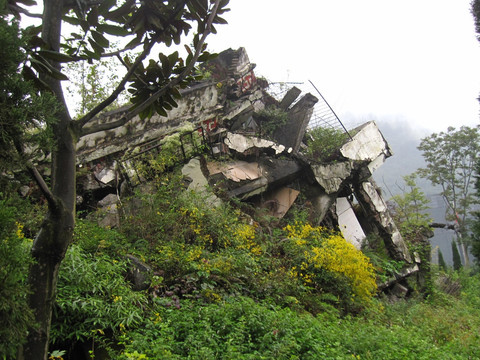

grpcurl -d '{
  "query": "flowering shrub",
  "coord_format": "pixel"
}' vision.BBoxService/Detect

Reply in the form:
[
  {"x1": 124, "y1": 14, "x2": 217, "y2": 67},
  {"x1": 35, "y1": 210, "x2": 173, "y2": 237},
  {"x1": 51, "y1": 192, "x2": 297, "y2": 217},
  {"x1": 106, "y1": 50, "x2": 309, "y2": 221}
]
[
  {"x1": 284, "y1": 221, "x2": 377, "y2": 306},
  {"x1": 305, "y1": 235, "x2": 377, "y2": 302}
]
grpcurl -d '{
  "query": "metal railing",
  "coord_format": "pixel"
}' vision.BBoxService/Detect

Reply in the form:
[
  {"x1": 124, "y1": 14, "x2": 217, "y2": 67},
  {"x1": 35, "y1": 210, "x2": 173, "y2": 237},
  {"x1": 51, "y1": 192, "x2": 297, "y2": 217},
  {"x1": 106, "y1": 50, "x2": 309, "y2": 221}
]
[{"x1": 265, "y1": 80, "x2": 352, "y2": 140}]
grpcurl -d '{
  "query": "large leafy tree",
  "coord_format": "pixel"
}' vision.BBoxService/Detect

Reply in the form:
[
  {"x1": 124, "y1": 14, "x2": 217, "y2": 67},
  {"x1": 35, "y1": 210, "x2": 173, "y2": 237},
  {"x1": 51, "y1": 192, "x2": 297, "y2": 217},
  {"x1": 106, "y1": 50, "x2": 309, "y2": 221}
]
[
  {"x1": 417, "y1": 125, "x2": 480, "y2": 267},
  {"x1": 470, "y1": 0, "x2": 480, "y2": 266},
  {"x1": 2, "y1": 0, "x2": 229, "y2": 358},
  {"x1": 389, "y1": 173, "x2": 432, "y2": 243},
  {"x1": 471, "y1": 161, "x2": 480, "y2": 264}
]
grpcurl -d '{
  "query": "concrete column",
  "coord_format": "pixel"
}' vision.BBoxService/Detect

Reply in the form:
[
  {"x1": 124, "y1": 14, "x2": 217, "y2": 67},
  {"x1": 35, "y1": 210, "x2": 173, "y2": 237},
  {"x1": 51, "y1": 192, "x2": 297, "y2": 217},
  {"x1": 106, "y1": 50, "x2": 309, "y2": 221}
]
[{"x1": 354, "y1": 179, "x2": 412, "y2": 263}]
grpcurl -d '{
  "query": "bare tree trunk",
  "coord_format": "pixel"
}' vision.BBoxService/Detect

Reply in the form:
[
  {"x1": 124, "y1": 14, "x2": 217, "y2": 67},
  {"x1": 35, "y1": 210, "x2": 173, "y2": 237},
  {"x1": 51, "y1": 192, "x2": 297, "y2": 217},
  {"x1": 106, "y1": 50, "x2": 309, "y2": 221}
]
[{"x1": 457, "y1": 232, "x2": 470, "y2": 267}]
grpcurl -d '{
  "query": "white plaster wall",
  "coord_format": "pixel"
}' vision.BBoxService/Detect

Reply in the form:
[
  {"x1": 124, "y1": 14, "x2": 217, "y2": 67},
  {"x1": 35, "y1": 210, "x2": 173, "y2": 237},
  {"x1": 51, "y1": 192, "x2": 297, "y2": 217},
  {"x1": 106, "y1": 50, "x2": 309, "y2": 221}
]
[{"x1": 336, "y1": 197, "x2": 365, "y2": 249}]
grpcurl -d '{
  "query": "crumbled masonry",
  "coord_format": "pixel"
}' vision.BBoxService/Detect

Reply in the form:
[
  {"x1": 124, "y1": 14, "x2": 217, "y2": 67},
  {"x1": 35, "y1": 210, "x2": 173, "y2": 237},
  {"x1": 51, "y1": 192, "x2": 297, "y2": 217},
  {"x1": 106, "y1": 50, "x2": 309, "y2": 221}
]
[{"x1": 74, "y1": 47, "x2": 416, "y2": 292}]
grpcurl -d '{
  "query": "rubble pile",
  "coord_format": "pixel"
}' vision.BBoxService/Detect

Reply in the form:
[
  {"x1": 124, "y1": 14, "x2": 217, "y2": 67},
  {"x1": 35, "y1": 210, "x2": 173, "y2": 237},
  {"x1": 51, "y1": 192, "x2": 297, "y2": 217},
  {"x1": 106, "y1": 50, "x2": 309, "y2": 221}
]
[{"x1": 75, "y1": 47, "x2": 419, "y2": 293}]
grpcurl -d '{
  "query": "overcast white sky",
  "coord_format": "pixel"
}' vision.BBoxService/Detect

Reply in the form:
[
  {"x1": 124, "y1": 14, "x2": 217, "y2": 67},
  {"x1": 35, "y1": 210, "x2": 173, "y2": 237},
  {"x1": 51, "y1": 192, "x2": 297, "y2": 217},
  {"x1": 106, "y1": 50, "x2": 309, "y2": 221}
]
[{"x1": 207, "y1": 0, "x2": 480, "y2": 134}]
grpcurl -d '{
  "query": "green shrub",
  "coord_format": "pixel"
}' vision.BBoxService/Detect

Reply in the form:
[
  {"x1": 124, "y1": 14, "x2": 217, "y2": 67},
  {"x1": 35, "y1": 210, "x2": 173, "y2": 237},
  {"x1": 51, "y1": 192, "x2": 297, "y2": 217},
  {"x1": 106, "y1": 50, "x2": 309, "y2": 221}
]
[
  {"x1": 0, "y1": 195, "x2": 34, "y2": 358},
  {"x1": 256, "y1": 106, "x2": 288, "y2": 137},
  {"x1": 51, "y1": 244, "x2": 149, "y2": 348},
  {"x1": 305, "y1": 126, "x2": 347, "y2": 162}
]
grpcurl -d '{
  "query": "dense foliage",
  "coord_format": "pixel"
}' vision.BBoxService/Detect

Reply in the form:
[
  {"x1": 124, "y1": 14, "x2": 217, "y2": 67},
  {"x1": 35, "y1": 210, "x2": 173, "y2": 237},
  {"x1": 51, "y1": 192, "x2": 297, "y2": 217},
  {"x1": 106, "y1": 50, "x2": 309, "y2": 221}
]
[
  {"x1": 0, "y1": 195, "x2": 34, "y2": 358},
  {"x1": 33, "y1": 169, "x2": 480, "y2": 358},
  {"x1": 0, "y1": 17, "x2": 57, "y2": 173},
  {"x1": 2, "y1": 162, "x2": 480, "y2": 358},
  {"x1": 305, "y1": 126, "x2": 348, "y2": 162},
  {"x1": 389, "y1": 174, "x2": 432, "y2": 243}
]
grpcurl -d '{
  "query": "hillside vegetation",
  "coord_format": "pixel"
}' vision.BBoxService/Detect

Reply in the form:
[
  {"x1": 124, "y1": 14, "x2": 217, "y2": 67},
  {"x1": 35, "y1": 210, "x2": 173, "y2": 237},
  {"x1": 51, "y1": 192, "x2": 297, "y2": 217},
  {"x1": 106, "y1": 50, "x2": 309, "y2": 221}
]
[{"x1": 1, "y1": 167, "x2": 480, "y2": 359}]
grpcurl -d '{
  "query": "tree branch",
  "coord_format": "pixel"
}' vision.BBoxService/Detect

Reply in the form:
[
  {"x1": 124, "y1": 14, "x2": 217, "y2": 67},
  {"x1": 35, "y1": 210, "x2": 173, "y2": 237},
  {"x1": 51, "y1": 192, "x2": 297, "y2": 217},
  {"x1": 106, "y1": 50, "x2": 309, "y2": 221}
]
[
  {"x1": 80, "y1": 0, "x2": 222, "y2": 137},
  {"x1": 100, "y1": 43, "x2": 139, "y2": 58},
  {"x1": 27, "y1": 163, "x2": 59, "y2": 210},
  {"x1": 13, "y1": 140, "x2": 59, "y2": 212},
  {"x1": 74, "y1": 37, "x2": 157, "y2": 131},
  {"x1": 116, "y1": 53, "x2": 148, "y2": 87},
  {"x1": 8, "y1": 4, "x2": 43, "y2": 19},
  {"x1": 430, "y1": 222, "x2": 456, "y2": 230}
]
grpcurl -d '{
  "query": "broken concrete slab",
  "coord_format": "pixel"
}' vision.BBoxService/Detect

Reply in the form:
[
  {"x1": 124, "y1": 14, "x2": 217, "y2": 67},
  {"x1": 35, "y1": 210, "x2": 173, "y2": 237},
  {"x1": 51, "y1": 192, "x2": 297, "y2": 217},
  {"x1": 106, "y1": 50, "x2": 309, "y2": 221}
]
[
  {"x1": 260, "y1": 187, "x2": 300, "y2": 218},
  {"x1": 97, "y1": 193, "x2": 120, "y2": 228},
  {"x1": 95, "y1": 165, "x2": 116, "y2": 185},
  {"x1": 390, "y1": 283, "x2": 409, "y2": 298},
  {"x1": 310, "y1": 191, "x2": 337, "y2": 225},
  {"x1": 311, "y1": 161, "x2": 353, "y2": 194},
  {"x1": 228, "y1": 177, "x2": 269, "y2": 199},
  {"x1": 213, "y1": 158, "x2": 304, "y2": 200},
  {"x1": 224, "y1": 132, "x2": 288, "y2": 155},
  {"x1": 125, "y1": 254, "x2": 152, "y2": 291},
  {"x1": 378, "y1": 264, "x2": 420, "y2": 291},
  {"x1": 181, "y1": 157, "x2": 222, "y2": 207},
  {"x1": 354, "y1": 179, "x2": 412, "y2": 263},
  {"x1": 207, "y1": 161, "x2": 260, "y2": 182},
  {"x1": 279, "y1": 86, "x2": 302, "y2": 110},
  {"x1": 336, "y1": 197, "x2": 366, "y2": 249},
  {"x1": 340, "y1": 121, "x2": 392, "y2": 163},
  {"x1": 272, "y1": 93, "x2": 318, "y2": 153},
  {"x1": 70, "y1": 46, "x2": 420, "y2": 294}
]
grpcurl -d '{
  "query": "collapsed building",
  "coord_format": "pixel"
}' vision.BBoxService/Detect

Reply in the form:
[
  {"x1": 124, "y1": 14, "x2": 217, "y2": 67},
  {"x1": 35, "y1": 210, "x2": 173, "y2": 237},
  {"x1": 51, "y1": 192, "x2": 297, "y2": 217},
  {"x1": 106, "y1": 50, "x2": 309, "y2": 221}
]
[{"x1": 76, "y1": 47, "x2": 419, "y2": 294}]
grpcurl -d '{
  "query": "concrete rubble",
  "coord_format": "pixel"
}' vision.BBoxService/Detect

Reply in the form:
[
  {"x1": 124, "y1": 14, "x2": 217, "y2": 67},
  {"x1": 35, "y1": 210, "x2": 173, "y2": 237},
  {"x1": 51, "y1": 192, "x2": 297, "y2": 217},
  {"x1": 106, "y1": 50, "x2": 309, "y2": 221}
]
[{"x1": 75, "y1": 47, "x2": 419, "y2": 292}]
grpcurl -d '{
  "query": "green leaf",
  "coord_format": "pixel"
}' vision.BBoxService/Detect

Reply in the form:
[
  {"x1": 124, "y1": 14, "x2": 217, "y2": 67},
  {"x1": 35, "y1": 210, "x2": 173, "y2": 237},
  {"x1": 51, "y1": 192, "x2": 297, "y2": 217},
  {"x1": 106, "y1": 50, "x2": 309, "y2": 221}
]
[
  {"x1": 62, "y1": 16, "x2": 79, "y2": 26},
  {"x1": 189, "y1": 0, "x2": 208, "y2": 17},
  {"x1": 30, "y1": 57, "x2": 52, "y2": 74},
  {"x1": 213, "y1": 15, "x2": 228, "y2": 25},
  {"x1": 22, "y1": 65, "x2": 49, "y2": 90},
  {"x1": 83, "y1": 49, "x2": 101, "y2": 61},
  {"x1": 47, "y1": 66, "x2": 69, "y2": 81},
  {"x1": 162, "y1": 102, "x2": 172, "y2": 111},
  {"x1": 16, "y1": 0, "x2": 36, "y2": 6},
  {"x1": 168, "y1": 51, "x2": 179, "y2": 65},
  {"x1": 23, "y1": 25, "x2": 42, "y2": 37},
  {"x1": 159, "y1": 53, "x2": 171, "y2": 77},
  {"x1": 91, "y1": 30, "x2": 110, "y2": 48},
  {"x1": 197, "y1": 52, "x2": 212, "y2": 62},
  {"x1": 98, "y1": 0, "x2": 117, "y2": 14},
  {"x1": 124, "y1": 34, "x2": 143, "y2": 50},
  {"x1": 96, "y1": 23, "x2": 130, "y2": 36},
  {"x1": 164, "y1": 93, "x2": 178, "y2": 108},
  {"x1": 88, "y1": 37, "x2": 104, "y2": 54},
  {"x1": 104, "y1": 0, "x2": 134, "y2": 21},
  {"x1": 153, "y1": 101, "x2": 167, "y2": 117},
  {"x1": 87, "y1": 7, "x2": 99, "y2": 26},
  {"x1": 27, "y1": 35, "x2": 45, "y2": 49},
  {"x1": 38, "y1": 50, "x2": 74, "y2": 63},
  {"x1": 171, "y1": 87, "x2": 182, "y2": 100}
]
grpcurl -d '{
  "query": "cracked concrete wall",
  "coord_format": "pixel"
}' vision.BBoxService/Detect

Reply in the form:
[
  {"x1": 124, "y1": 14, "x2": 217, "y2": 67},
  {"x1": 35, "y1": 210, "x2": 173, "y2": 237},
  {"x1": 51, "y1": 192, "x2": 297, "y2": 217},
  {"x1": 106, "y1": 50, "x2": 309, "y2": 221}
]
[
  {"x1": 76, "y1": 48, "x2": 265, "y2": 165},
  {"x1": 77, "y1": 83, "x2": 225, "y2": 163},
  {"x1": 354, "y1": 179, "x2": 412, "y2": 263}
]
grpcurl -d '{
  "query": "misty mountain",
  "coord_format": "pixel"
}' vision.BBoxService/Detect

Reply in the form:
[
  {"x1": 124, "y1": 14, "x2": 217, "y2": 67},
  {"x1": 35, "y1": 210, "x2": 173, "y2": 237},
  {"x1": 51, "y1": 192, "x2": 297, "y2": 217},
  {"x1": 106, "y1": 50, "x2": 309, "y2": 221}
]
[{"x1": 372, "y1": 118, "x2": 433, "y2": 196}]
